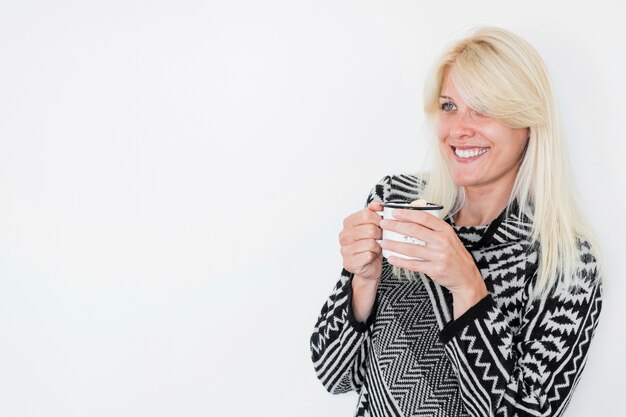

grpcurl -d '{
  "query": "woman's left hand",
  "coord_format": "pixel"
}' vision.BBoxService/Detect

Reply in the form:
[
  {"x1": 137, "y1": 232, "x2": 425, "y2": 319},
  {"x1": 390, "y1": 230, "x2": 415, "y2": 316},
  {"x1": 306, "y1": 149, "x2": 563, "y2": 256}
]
[{"x1": 379, "y1": 208, "x2": 488, "y2": 317}]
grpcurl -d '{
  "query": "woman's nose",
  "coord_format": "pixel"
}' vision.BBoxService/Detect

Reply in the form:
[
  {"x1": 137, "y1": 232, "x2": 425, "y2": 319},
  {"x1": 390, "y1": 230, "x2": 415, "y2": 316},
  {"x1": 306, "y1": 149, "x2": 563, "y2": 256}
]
[{"x1": 449, "y1": 111, "x2": 475, "y2": 138}]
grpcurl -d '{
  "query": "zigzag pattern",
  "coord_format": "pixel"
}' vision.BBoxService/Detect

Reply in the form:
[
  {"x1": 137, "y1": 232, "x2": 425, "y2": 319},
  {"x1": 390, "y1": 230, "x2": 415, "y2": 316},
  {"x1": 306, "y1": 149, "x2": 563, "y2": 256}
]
[
  {"x1": 549, "y1": 283, "x2": 602, "y2": 405},
  {"x1": 310, "y1": 174, "x2": 602, "y2": 417},
  {"x1": 310, "y1": 271, "x2": 352, "y2": 354},
  {"x1": 370, "y1": 275, "x2": 466, "y2": 416}
]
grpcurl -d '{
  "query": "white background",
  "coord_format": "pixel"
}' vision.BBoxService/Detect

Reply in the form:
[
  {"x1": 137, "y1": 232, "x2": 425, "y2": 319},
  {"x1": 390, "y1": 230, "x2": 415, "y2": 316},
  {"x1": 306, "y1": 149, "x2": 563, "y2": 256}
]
[{"x1": 1, "y1": 1, "x2": 625, "y2": 416}]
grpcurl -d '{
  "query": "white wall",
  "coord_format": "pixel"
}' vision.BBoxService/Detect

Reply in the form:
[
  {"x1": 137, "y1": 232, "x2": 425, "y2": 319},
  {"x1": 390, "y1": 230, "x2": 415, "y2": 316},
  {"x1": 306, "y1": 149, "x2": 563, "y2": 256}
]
[{"x1": 1, "y1": 1, "x2": 624, "y2": 416}]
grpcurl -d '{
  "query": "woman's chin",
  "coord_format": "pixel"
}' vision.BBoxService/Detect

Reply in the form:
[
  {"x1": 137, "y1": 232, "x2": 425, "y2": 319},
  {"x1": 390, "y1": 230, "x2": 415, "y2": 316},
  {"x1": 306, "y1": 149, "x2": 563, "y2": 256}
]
[{"x1": 451, "y1": 173, "x2": 479, "y2": 188}]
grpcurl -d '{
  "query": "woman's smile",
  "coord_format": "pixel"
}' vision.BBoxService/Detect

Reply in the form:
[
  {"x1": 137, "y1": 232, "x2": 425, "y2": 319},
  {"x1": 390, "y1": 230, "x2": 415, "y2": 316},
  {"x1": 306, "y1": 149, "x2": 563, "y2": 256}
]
[{"x1": 451, "y1": 145, "x2": 491, "y2": 162}]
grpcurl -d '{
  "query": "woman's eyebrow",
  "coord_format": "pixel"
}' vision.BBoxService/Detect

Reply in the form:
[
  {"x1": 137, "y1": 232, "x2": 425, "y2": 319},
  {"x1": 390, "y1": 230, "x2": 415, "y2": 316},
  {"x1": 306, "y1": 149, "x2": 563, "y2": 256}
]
[{"x1": 439, "y1": 95, "x2": 454, "y2": 100}]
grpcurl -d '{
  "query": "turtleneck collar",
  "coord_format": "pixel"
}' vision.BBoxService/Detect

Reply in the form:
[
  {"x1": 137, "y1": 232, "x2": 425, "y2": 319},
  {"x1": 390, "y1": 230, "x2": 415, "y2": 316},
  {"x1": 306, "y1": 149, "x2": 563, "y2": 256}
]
[{"x1": 444, "y1": 198, "x2": 533, "y2": 250}]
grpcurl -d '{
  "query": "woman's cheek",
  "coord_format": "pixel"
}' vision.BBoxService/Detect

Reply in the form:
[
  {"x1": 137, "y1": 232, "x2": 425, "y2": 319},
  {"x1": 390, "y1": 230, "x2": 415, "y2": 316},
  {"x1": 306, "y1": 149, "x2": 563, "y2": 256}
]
[{"x1": 435, "y1": 121, "x2": 449, "y2": 141}]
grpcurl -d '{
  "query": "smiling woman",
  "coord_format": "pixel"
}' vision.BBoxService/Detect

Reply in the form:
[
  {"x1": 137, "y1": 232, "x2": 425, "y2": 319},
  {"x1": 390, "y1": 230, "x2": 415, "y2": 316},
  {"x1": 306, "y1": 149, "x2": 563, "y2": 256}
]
[
  {"x1": 418, "y1": 26, "x2": 600, "y2": 297},
  {"x1": 436, "y1": 68, "x2": 530, "y2": 223},
  {"x1": 310, "y1": 26, "x2": 603, "y2": 417}
]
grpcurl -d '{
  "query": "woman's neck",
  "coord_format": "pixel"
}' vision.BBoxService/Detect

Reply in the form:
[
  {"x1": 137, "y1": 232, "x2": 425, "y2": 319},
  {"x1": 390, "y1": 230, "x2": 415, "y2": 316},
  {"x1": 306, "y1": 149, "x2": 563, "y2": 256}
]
[{"x1": 454, "y1": 184, "x2": 512, "y2": 227}]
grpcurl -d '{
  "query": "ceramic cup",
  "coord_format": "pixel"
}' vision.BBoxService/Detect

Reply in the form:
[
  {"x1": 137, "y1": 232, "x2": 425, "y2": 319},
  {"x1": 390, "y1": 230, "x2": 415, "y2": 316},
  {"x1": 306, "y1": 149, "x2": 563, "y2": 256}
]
[{"x1": 376, "y1": 201, "x2": 443, "y2": 260}]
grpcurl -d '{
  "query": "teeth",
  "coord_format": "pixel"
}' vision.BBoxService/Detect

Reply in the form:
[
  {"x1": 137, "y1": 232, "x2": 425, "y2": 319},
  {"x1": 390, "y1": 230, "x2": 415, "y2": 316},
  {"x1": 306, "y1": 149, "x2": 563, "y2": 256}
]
[{"x1": 454, "y1": 147, "x2": 489, "y2": 158}]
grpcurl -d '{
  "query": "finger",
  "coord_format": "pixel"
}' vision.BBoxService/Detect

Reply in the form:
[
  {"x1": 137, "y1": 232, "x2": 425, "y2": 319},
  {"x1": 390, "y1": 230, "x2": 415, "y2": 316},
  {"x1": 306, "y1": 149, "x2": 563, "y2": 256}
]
[
  {"x1": 344, "y1": 250, "x2": 380, "y2": 271},
  {"x1": 379, "y1": 239, "x2": 432, "y2": 260},
  {"x1": 390, "y1": 208, "x2": 447, "y2": 232},
  {"x1": 339, "y1": 224, "x2": 382, "y2": 245},
  {"x1": 344, "y1": 207, "x2": 384, "y2": 228},
  {"x1": 368, "y1": 199, "x2": 384, "y2": 210},
  {"x1": 387, "y1": 255, "x2": 432, "y2": 274},
  {"x1": 341, "y1": 239, "x2": 382, "y2": 258},
  {"x1": 379, "y1": 219, "x2": 438, "y2": 244},
  {"x1": 339, "y1": 224, "x2": 378, "y2": 246}
]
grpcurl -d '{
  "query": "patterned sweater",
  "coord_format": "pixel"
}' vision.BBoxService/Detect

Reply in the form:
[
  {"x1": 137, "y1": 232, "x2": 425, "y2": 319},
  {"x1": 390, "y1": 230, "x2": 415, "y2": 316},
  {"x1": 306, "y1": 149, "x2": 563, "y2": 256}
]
[{"x1": 310, "y1": 174, "x2": 602, "y2": 417}]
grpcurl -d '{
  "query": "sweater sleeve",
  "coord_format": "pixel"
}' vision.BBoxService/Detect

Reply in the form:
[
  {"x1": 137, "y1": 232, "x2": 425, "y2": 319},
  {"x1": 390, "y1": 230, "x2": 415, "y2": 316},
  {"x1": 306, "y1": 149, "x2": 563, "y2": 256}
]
[
  {"x1": 439, "y1": 240, "x2": 603, "y2": 417},
  {"x1": 309, "y1": 175, "x2": 391, "y2": 394}
]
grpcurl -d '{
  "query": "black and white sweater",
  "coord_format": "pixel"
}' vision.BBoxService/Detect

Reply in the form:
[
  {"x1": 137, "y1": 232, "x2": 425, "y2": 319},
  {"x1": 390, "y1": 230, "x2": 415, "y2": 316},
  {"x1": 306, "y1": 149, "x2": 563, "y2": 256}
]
[{"x1": 310, "y1": 174, "x2": 602, "y2": 417}]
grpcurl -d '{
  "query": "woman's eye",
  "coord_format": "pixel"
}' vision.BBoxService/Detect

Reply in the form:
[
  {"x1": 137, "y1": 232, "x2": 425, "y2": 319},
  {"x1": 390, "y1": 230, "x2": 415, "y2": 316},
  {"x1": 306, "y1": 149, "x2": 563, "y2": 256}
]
[{"x1": 440, "y1": 102, "x2": 456, "y2": 111}]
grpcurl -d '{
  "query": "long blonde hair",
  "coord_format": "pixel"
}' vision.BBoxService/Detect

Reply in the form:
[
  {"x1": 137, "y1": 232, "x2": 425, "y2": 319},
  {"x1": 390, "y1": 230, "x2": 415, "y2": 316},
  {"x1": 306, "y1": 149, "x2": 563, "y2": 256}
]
[{"x1": 399, "y1": 26, "x2": 602, "y2": 299}]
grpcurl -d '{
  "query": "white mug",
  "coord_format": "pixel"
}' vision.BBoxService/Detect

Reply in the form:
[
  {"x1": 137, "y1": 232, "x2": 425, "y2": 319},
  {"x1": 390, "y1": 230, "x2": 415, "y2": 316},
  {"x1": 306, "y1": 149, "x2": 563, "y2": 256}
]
[{"x1": 376, "y1": 202, "x2": 443, "y2": 261}]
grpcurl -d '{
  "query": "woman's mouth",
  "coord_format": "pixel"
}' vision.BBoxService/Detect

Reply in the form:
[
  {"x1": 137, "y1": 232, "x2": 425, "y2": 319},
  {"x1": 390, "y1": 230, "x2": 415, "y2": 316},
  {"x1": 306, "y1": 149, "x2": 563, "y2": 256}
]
[{"x1": 451, "y1": 146, "x2": 490, "y2": 162}]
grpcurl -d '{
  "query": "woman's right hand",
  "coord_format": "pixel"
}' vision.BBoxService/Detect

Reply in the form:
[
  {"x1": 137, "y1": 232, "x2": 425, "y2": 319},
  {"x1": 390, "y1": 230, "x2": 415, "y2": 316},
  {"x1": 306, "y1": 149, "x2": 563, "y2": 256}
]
[{"x1": 338, "y1": 199, "x2": 384, "y2": 281}]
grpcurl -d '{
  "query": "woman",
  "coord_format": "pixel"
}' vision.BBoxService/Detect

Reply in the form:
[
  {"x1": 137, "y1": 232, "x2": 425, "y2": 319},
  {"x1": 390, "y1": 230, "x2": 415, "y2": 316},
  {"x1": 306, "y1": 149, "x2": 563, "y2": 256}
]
[{"x1": 310, "y1": 26, "x2": 603, "y2": 417}]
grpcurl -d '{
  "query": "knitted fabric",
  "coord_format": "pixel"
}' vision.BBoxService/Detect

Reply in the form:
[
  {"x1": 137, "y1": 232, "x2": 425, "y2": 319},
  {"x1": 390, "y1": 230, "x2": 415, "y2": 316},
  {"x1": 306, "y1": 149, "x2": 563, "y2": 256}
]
[{"x1": 310, "y1": 174, "x2": 602, "y2": 417}]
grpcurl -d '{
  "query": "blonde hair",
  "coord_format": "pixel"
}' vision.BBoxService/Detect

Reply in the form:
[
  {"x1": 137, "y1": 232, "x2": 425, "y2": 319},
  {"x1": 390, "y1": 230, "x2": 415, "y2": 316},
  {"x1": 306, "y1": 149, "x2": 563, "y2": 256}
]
[{"x1": 395, "y1": 26, "x2": 603, "y2": 300}]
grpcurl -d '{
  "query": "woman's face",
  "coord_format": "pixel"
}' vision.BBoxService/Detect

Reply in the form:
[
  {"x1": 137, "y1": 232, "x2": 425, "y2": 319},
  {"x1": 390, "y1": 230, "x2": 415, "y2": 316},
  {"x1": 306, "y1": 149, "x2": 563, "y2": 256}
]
[{"x1": 436, "y1": 69, "x2": 530, "y2": 194}]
